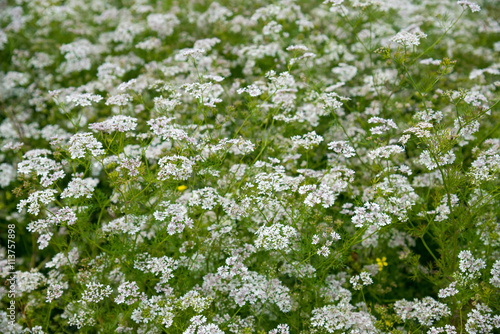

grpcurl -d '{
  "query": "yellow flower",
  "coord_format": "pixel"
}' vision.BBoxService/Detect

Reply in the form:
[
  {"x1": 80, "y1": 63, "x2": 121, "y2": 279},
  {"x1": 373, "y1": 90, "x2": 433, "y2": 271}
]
[
  {"x1": 177, "y1": 185, "x2": 188, "y2": 192},
  {"x1": 376, "y1": 256, "x2": 388, "y2": 271}
]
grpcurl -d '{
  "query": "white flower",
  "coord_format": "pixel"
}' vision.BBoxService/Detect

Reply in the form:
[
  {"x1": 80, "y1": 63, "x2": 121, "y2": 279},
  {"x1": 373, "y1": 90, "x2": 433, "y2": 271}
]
[
  {"x1": 147, "y1": 117, "x2": 192, "y2": 142},
  {"x1": 458, "y1": 1, "x2": 480, "y2": 12},
  {"x1": 454, "y1": 250, "x2": 485, "y2": 286},
  {"x1": 115, "y1": 281, "x2": 142, "y2": 305},
  {"x1": 17, "y1": 150, "x2": 64, "y2": 187},
  {"x1": 262, "y1": 21, "x2": 282, "y2": 35},
  {"x1": 65, "y1": 93, "x2": 103, "y2": 107},
  {"x1": 89, "y1": 115, "x2": 137, "y2": 133},
  {"x1": 404, "y1": 122, "x2": 433, "y2": 138},
  {"x1": 328, "y1": 141, "x2": 356, "y2": 158},
  {"x1": 317, "y1": 245, "x2": 331, "y2": 257},
  {"x1": 157, "y1": 155, "x2": 194, "y2": 181},
  {"x1": 352, "y1": 202, "x2": 392, "y2": 229},
  {"x1": 368, "y1": 117, "x2": 398, "y2": 134},
  {"x1": 367, "y1": 145, "x2": 404, "y2": 160},
  {"x1": 311, "y1": 302, "x2": 377, "y2": 332},
  {"x1": 286, "y1": 45, "x2": 308, "y2": 52},
  {"x1": 81, "y1": 282, "x2": 113, "y2": 303},
  {"x1": 46, "y1": 248, "x2": 79, "y2": 269},
  {"x1": 427, "y1": 325, "x2": 457, "y2": 334},
  {"x1": 175, "y1": 48, "x2": 206, "y2": 61},
  {"x1": 134, "y1": 253, "x2": 178, "y2": 284},
  {"x1": 136, "y1": 37, "x2": 162, "y2": 50},
  {"x1": 117, "y1": 79, "x2": 138, "y2": 92},
  {"x1": 105, "y1": 94, "x2": 132, "y2": 106},
  {"x1": 102, "y1": 215, "x2": 146, "y2": 236},
  {"x1": 188, "y1": 187, "x2": 220, "y2": 210},
  {"x1": 0, "y1": 163, "x2": 16, "y2": 188},
  {"x1": 320, "y1": 92, "x2": 345, "y2": 111},
  {"x1": 237, "y1": 84, "x2": 263, "y2": 97},
  {"x1": 154, "y1": 202, "x2": 194, "y2": 235},
  {"x1": 68, "y1": 133, "x2": 105, "y2": 159},
  {"x1": 255, "y1": 223, "x2": 298, "y2": 253},
  {"x1": 391, "y1": 30, "x2": 427, "y2": 47},
  {"x1": 61, "y1": 177, "x2": 99, "y2": 199},
  {"x1": 350, "y1": 272, "x2": 373, "y2": 290},
  {"x1": 17, "y1": 189, "x2": 58, "y2": 216},
  {"x1": 465, "y1": 304, "x2": 499, "y2": 334},
  {"x1": 394, "y1": 297, "x2": 450, "y2": 326},
  {"x1": 147, "y1": 13, "x2": 179, "y2": 37},
  {"x1": 438, "y1": 281, "x2": 459, "y2": 298},
  {"x1": 490, "y1": 260, "x2": 500, "y2": 288},
  {"x1": 418, "y1": 150, "x2": 455, "y2": 170},
  {"x1": 291, "y1": 131, "x2": 324, "y2": 150},
  {"x1": 153, "y1": 96, "x2": 181, "y2": 112},
  {"x1": 15, "y1": 270, "x2": 46, "y2": 295},
  {"x1": 120, "y1": 157, "x2": 142, "y2": 176},
  {"x1": 47, "y1": 283, "x2": 65, "y2": 303},
  {"x1": 269, "y1": 324, "x2": 290, "y2": 334}
]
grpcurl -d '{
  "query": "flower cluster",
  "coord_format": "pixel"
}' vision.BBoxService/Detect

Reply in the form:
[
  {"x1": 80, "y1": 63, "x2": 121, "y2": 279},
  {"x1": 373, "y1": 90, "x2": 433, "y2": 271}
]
[{"x1": 1, "y1": 0, "x2": 499, "y2": 332}]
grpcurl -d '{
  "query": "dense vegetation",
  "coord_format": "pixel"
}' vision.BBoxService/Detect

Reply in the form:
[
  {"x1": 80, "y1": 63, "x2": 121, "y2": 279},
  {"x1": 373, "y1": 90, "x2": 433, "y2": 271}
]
[{"x1": 1, "y1": 0, "x2": 500, "y2": 333}]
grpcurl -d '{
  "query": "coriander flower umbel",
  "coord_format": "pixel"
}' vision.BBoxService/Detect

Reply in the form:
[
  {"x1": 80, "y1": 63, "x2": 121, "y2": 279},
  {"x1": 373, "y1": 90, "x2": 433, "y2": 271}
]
[
  {"x1": 68, "y1": 133, "x2": 105, "y2": 159},
  {"x1": 147, "y1": 13, "x2": 180, "y2": 38},
  {"x1": 120, "y1": 157, "x2": 142, "y2": 176},
  {"x1": 188, "y1": 187, "x2": 220, "y2": 210},
  {"x1": 89, "y1": 115, "x2": 137, "y2": 133},
  {"x1": 157, "y1": 155, "x2": 194, "y2": 181},
  {"x1": 60, "y1": 176, "x2": 99, "y2": 199},
  {"x1": 175, "y1": 48, "x2": 206, "y2": 61},
  {"x1": 368, "y1": 117, "x2": 398, "y2": 135},
  {"x1": 438, "y1": 281, "x2": 459, "y2": 298},
  {"x1": 458, "y1": 1, "x2": 480, "y2": 12},
  {"x1": 394, "y1": 297, "x2": 450, "y2": 326},
  {"x1": 47, "y1": 283, "x2": 66, "y2": 303},
  {"x1": 418, "y1": 150, "x2": 455, "y2": 170},
  {"x1": 465, "y1": 304, "x2": 500, "y2": 334},
  {"x1": 65, "y1": 93, "x2": 103, "y2": 107},
  {"x1": 352, "y1": 202, "x2": 392, "y2": 229},
  {"x1": 102, "y1": 215, "x2": 145, "y2": 236},
  {"x1": 15, "y1": 270, "x2": 46, "y2": 296},
  {"x1": 350, "y1": 272, "x2": 373, "y2": 290},
  {"x1": 81, "y1": 282, "x2": 113, "y2": 303},
  {"x1": 286, "y1": 44, "x2": 309, "y2": 52},
  {"x1": 255, "y1": 223, "x2": 298, "y2": 253},
  {"x1": 147, "y1": 116, "x2": 194, "y2": 143},
  {"x1": 291, "y1": 131, "x2": 324, "y2": 150},
  {"x1": 105, "y1": 94, "x2": 132, "y2": 106},
  {"x1": 154, "y1": 202, "x2": 194, "y2": 235},
  {"x1": 454, "y1": 250, "x2": 485, "y2": 285},
  {"x1": 328, "y1": 141, "x2": 356, "y2": 158},
  {"x1": 237, "y1": 84, "x2": 263, "y2": 97},
  {"x1": 367, "y1": 145, "x2": 405, "y2": 160},
  {"x1": 134, "y1": 253, "x2": 178, "y2": 284},
  {"x1": 115, "y1": 281, "x2": 142, "y2": 305},
  {"x1": 490, "y1": 260, "x2": 500, "y2": 288},
  {"x1": 269, "y1": 324, "x2": 290, "y2": 334},
  {"x1": 17, "y1": 189, "x2": 57, "y2": 216},
  {"x1": 390, "y1": 30, "x2": 427, "y2": 47},
  {"x1": 17, "y1": 150, "x2": 65, "y2": 187}
]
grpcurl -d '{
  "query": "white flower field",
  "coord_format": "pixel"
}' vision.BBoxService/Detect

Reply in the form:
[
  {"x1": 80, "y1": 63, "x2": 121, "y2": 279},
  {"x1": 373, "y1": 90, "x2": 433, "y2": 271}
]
[{"x1": 1, "y1": 0, "x2": 500, "y2": 333}]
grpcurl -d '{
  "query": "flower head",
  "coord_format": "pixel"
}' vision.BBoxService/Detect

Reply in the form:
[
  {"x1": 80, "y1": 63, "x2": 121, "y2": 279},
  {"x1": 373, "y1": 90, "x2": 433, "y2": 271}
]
[{"x1": 376, "y1": 257, "x2": 388, "y2": 271}]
